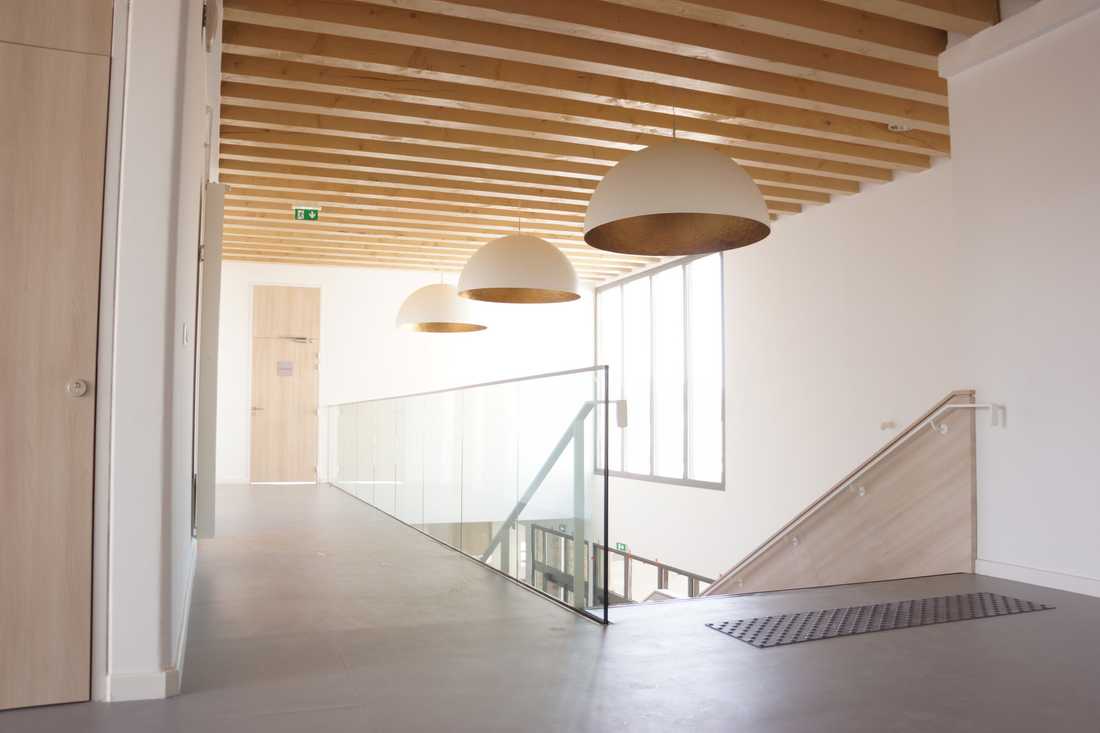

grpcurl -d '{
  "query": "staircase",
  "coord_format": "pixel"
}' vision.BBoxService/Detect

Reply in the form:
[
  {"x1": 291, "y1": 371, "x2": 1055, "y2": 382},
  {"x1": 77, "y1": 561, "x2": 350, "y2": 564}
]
[{"x1": 705, "y1": 390, "x2": 986, "y2": 597}]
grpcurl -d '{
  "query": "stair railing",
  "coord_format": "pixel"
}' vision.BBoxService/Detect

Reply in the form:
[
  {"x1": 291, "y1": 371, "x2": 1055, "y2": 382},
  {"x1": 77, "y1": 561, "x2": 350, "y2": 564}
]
[{"x1": 705, "y1": 390, "x2": 1003, "y2": 597}]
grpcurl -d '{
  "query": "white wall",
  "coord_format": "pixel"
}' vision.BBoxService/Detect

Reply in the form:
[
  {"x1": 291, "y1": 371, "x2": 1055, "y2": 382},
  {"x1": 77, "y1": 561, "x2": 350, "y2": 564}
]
[
  {"x1": 105, "y1": 0, "x2": 212, "y2": 700},
  {"x1": 609, "y1": 161, "x2": 963, "y2": 579},
  {"x1": 944, "y1": 0, "x2": 1100, "y2": 594},
  {"x1": 215, "y1": 262, "x2": 594, "y2": 483}
]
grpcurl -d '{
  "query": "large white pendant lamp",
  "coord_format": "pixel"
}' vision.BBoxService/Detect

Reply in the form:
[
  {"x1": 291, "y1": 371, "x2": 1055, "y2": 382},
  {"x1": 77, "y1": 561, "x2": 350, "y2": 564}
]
[
  {"x1": 396, "y1": 283, "x2": 486, "y2": 332},
  {"x1": 458, "y1": 233, "x2": 580, "y2": 304},
  {"x1": 584, "y1": 140, "x2": 771, "y2": 256}
]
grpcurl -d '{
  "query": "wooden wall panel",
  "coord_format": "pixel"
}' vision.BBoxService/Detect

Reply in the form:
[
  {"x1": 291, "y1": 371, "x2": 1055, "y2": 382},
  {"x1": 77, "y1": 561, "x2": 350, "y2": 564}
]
[
  {"x1": 706, "y1": 392, "x2": 976, "y2": 596},
  {"x1": 0, "y1": 0, "x2": 113, "y2": 55}
]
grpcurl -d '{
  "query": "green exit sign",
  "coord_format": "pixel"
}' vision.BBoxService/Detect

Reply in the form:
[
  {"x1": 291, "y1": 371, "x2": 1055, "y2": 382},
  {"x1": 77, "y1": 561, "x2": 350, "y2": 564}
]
[
  {"x1": 293, "y1": 206, "x2": 319, "y2": 221},
  {"x1": 615, "y1": 542, "x2": 628, "y2": 552}
]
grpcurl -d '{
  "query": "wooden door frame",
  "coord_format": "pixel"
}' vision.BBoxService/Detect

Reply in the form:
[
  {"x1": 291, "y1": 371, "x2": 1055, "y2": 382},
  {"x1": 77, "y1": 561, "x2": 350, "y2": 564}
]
[{"x1": 246, "y1": 282, "x2": 323, "y2": 484}]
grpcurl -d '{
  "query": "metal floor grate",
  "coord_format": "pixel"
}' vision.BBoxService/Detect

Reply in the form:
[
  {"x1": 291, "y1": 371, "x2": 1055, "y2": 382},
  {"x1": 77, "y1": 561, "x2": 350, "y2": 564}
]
[{"x1": 706, "y1": 592, "x2": 1054, "y2": 649}]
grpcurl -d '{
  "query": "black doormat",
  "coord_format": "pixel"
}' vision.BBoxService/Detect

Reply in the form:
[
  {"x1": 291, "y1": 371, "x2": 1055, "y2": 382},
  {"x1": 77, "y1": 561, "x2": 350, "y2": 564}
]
[{"x1": 706, "y1": 592, "x2": 1054, "y2": 648}]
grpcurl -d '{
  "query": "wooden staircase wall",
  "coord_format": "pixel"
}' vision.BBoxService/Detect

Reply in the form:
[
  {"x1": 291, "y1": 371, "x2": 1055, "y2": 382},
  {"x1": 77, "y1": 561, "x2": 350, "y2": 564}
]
[{"x1": 705, "y1": 391, "x2": 976, "y2": 596}]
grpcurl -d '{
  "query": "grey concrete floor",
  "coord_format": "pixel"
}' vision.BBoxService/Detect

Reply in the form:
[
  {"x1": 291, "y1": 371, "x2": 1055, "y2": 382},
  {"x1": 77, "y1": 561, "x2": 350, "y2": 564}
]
[{"x1": 3, "y1": 482, "x2": 1100, "y2": 732}]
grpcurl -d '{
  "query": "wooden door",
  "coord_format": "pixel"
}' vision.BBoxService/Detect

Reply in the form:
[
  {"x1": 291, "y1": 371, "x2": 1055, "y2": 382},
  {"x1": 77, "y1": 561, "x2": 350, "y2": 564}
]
[
  {"x1": 0, "y1": 4, "x2": 111, "y2": 710},
  {"x1": 250, "y1": 286, "x2": 320, "y2": 482}
]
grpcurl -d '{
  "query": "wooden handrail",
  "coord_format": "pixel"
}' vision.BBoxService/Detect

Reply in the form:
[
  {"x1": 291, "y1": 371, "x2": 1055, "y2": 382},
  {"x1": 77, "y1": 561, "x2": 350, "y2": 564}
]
[{"x1": 702, "y1": 389, "x2": 975, "y2": 596}]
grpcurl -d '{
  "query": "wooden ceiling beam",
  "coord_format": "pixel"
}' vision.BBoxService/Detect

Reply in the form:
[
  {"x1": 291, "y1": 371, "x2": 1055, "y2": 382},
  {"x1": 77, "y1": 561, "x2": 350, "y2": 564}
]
[
  {"x1": 824, "y1": 1, "x2": 999, "y2": 35},
  {"x1": 222, "y1": 233, "x2": 653, "y2": 267},
  {"x1": 223, "y1": 234, "x2": 645, "y2": 274},
  {"x1": 223, "y1": 228, "x2": 654, "y2": 262},
  {"x1": 220, "y1": 125, "x2": 857, "y2": 194},
  {"x1": 225, "y1": 188, "x2": 587, "y2": 229},
  {"x1": 225, "y1": 251, "x2": 460, "y2": 272},
  {"x1": 222, "y1": 2, "x2": 949, "y2": 135},
  {"x1": 224, "y1": 199, "x2": 586, "y2": 238},
  {"x1": 222, "y1": 55, "x2": 870, "y2": 187},
  {"x1": 219, "y1": 158, "x2": 593, "y2": 207},
  {"x1": 218, "y1": 174, "x2": 590, "y2": 220},
  {"x1": 225, "y1": 201, "x2": 799, "y2": 239},
  {"x1": 360, "y1": 0, "x2": 946, "y2": 101},
  {"x1": 218, "y1": 143, "x2": 827, "y2": 202},
  {"x1": 225, "y1": 169, "x2": 827, "y2": 211},
  {"x1": 221, "y1": 80, "x2": 936, "y2": 163},
  {"x1": 220, "y1": 105, "x2": 900, "y2": 182},
  {"x1": 597, "y1": 0, "x2": 946, "y2": 69},
  {"x1": 220, "y1": 142, "x2": 596, "y2": 194},
  {"x1": 223, "y1": 244, "x2": 632, "y2": 275},
  {"x1": 223, "y1": 249, "x2": 612, "y2": 280},
  {"x1": 220, "y1": 17, "x2": 948, "y2": 151}
]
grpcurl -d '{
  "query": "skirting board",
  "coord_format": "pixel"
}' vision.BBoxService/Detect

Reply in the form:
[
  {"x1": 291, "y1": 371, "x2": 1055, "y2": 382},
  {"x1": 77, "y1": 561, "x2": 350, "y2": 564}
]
[
  {"x1": 170, "y1": 539, "x2": 199, "y2": 696},
  {"x1": 976, "y1": 558, "x2": 1100, "y2": 598},
  {"x1": 106, "y1": 671, "x2": 173, "y2": 702},
  {"x1": 107, "y1": 540, "x2": 197, "y2": 701}
]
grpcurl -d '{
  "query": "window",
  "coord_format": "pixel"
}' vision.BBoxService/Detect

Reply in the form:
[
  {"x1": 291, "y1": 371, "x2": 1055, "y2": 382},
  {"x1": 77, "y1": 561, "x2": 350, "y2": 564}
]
[{"x1": 596, "y1": 253, "x2": 724, "y2": 488}]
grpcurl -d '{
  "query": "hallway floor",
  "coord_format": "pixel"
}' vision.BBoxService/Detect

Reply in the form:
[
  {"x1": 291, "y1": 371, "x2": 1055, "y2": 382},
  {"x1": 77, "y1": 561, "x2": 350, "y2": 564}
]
[{"x1": 3, "y1": 483, "x2": 1100, "y2": 731}]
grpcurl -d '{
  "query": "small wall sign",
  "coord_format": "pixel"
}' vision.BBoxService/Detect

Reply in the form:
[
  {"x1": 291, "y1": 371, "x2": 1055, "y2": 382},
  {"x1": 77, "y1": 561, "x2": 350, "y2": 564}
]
[
  {"x1": 276, "y1": 360, "x2": 294, "y2": 377},
  {"x1": 293, "y1": 206, "x2": 319, "y2": 221},
  {"x1": 615, "y1": 542, "x2": 628, "y2": 552}
]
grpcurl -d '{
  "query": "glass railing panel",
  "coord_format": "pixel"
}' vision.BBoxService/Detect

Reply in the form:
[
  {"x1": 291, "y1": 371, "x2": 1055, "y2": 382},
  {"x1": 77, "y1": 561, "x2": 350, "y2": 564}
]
[
  {"x1": 322, "y1": 366, "x2": 609, "y2": 623},
  {"x1": 421, "y1": 390, "x2": 463, "y2": 548},
  {"x1": 514, "y1": 370, "x2": 602, "y2": 614},
  {"x1": 333, "y1": 403, "x2": 358, "y2": 493},
  {"x1": 355, "y1": 402, "x2": 375, "y2": 505},
  {"x1": 459, "y1": 381, "x2": 520, "y2": 573},
  {"x1": 394, "y1": 397, "x2": 424, "y2": 527},
  {"x1": 372, "y1": 399, "x2": 397, "y2": 516}
]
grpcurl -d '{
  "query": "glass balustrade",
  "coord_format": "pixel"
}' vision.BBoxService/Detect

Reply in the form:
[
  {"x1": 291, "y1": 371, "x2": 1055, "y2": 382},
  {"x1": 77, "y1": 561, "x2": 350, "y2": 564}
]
[{"x1": 323, "y1": 366, "x2": 610, "y2": 623}]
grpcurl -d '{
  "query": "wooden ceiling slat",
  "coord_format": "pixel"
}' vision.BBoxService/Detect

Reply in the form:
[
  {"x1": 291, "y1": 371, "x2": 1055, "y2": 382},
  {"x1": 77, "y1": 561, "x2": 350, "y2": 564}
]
[
  {"x1": 220, "y1": 106, "x2": 899, "y2": 182},
  {"x1": 222, "y1": 146, "x2": 831, "y2": 204},
  {"x1": 220, "y1": 126, "x2": 856, "y2": 194},
  {"x1": 222, "y1": 2, "x2": 949, "y2": 135},
  {"x1": 219, "y1": 16, "x2": 951, "y2": 148},
  {"x1": 221, "y1": 222, "x2": 654, "y2": 260},
  {"x1": 596, "y1": 0, "x2": 947, "y2": 69},
  {"x1": 360, "y1": 0, "x2": 947, "y2": 101},
  {"x1": 221, "y1": 80, "x2": 936, "y2": 164},
  {"x1": 219, "y1": 158, "x2": 593, "y2": 206},
  {"x1": 220, "y1": 143, "x2": 597, "y2": 194},
  {"x1": 225, "y1": 202, "x2": 797, "y2": 239},
  {"x1": 225, "y1": 198, "x2": 800, "y2": 232},
  {"x1": 224, "y1": 201, "x2": 588, "y2": 238},
  {"x1": 218, "y1": 174, "x2": 590, "y2": 220},
  {"x1": 223, "y1": 233, "x2": 654, "y2": 267},
  {"x1": 223, "y1": 244, "x2": 632, "y2": 274},
  {"x1": 221, "y1": 55, "x2": 872, "y2": 186},
  {"x1": 225, "y1": 191, "x2": 588, "y2": 232},
  {"x1": 824, "y1": 0, "x2": 999, "y2": 35},
  {"x1": 223, "y1": 249, "x2": 611, "y2": 280},
  {"x1": 217, "y1": 0, "x2": 977, "y2": 277}
]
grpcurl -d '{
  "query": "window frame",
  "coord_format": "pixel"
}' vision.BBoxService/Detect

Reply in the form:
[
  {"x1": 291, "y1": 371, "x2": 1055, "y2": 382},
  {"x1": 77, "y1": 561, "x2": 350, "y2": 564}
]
[{"x1": 594, "y1": 253, "x2": 726, "y2": 491}]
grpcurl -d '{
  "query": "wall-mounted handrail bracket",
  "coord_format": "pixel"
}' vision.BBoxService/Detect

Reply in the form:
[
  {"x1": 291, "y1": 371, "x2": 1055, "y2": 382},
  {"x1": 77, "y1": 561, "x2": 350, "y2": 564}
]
[{"x1": 928, "y1": 403, "x2": 1006, "y2": 435}]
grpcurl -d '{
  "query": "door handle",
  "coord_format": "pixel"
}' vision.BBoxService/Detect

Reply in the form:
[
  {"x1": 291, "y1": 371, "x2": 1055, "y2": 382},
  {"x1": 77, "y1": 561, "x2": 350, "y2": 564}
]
[
  {"x1": 251, "y1": 406, "x2": 265, "y2": 412},
  {"x1": 66, "y1": 379, "x2": 89, "y2": 398}
]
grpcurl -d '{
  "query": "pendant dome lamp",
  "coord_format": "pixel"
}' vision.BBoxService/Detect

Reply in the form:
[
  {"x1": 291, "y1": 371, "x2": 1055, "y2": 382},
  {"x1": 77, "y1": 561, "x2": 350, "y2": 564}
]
[
  {"x1": 584, "y1": 140, "x2": 771, "y2": 256},
  {"x1": 458, "y1": 233, "x2": 580, "y2": 304},
  {"x1": 396, "y1": 283, "x2": 486, "y2": 332}
]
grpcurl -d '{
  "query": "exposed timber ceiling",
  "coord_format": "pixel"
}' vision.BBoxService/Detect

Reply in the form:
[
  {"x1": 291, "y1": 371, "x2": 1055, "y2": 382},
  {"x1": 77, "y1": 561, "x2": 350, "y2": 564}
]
[{"x1": 217, "y1": 0, "x2": 1000, "y2": 281}]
